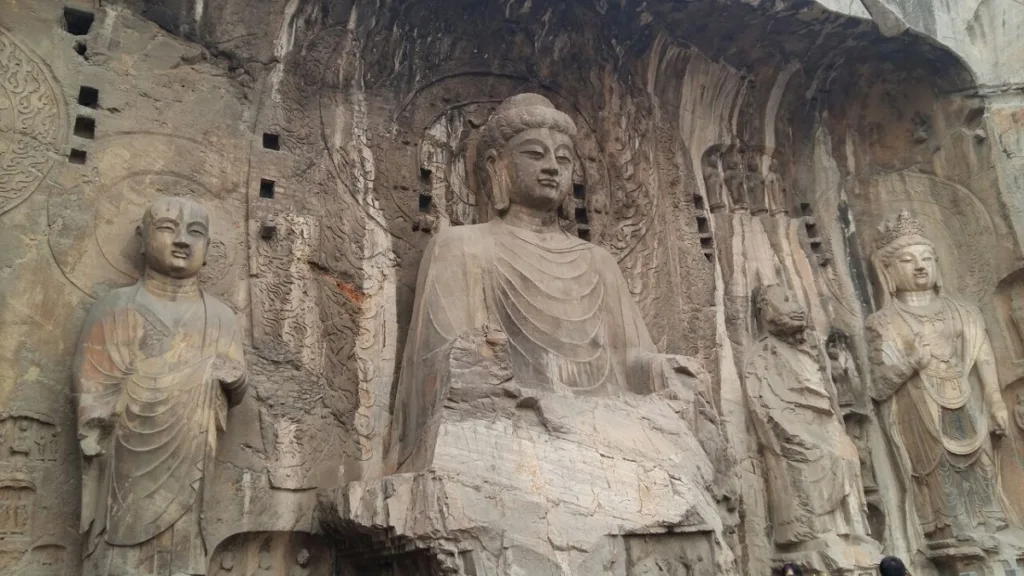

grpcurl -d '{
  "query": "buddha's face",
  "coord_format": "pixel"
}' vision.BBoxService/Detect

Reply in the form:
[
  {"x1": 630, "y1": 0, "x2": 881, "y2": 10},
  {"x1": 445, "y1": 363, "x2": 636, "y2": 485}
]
[
  {"x1": 140, "y1": 198, "x2": 209, "y2": 279},
  {"x1": 760, "y1": 285, "x2": 807, "y2": 336},
  {"x1": 501, "y1": 127, "x2": 574, "y2": 213},
  {"x1": 888, "y1": 244, "x2": 936, "y2": 293}
]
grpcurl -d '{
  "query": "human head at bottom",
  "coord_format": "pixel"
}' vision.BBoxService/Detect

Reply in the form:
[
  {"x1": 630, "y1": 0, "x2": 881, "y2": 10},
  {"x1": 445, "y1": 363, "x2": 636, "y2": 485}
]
[
  {"x1": 879, "y1": 556, "x2": 907, "y2": 576},
  {"x1": 780, "y1": 562, "x2": 803, "y2": 576}
]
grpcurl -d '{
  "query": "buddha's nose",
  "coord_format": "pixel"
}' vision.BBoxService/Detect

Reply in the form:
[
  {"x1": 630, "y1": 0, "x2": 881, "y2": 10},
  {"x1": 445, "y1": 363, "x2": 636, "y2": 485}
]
[{"x1": 541, "y1": 157, "x2": 559, "y2": 175}]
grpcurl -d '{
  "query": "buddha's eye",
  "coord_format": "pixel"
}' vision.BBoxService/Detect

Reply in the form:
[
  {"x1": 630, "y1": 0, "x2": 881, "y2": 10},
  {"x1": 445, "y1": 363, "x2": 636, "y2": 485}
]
[
  {"x1": 556, "y1": 154, "x2": 572, "y2": 165},
  {"x1": 520, "y1": 149, "x2": 544, "y2": 160}
]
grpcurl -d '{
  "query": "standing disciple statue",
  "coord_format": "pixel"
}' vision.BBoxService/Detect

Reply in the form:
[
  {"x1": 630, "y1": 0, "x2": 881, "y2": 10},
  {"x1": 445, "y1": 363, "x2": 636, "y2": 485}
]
[
  {"x1": 74, "y1": 197, "x2": 247, "y2": 576},
  {"x1": 387, "y1": 93, "x2": 704, "y2": 473},
  {"x1": 723, "y1": 145, "x2": 748, "y2": 212},
  {"x1": 745, "y1": 285, "x2": 870, "y2": 547},
  {"x1": 866, "y1": 210, "x2": 1009, "y2": 543},
  {"x1": 701, "y1": 147, "x2": 726, "y2": 213}
]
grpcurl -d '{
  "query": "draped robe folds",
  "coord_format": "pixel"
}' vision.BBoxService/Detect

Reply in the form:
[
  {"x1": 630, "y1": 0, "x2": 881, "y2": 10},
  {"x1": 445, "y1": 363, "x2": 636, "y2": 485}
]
[
  {"x1": 867, "y1": 297, "x2": 1006, "y2": 540},
  {"x1": 73, "y1": 283, "x2": 246, "y2": 576},
  {"x1": 745, "y1": 336, "x2": 864, "y2": 545},
  {"x1": 389, "y1": 220, "x2": 665, "y2": 473}
]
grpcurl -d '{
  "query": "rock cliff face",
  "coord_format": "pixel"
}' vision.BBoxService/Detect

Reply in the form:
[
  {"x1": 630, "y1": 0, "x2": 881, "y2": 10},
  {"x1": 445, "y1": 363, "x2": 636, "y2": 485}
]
[{"x1": 5, "y1": 0, "x2": 1024, "y2": 574}]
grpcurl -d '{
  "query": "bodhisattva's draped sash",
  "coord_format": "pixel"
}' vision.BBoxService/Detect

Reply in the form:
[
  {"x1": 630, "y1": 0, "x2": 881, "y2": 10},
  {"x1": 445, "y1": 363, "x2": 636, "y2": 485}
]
[
  {"x1": 867, "y1": 297, "x2": 998, "y2": 540},
  {"x1": 387, "y1": 220, "x2": 663, "y2": 473}
]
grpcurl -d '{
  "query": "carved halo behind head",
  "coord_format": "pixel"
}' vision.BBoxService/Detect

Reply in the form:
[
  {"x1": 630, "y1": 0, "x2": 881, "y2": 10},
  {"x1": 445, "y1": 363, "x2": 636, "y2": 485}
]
[{"x1": 474, "y1": 93, "x2": 578, "y2": 219}]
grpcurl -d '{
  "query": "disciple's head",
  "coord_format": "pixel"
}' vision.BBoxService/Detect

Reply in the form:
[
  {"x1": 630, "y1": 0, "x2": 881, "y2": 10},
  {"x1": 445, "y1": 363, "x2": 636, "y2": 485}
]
[
  {"x1": 137, "y1": 196, "x2": 210, "y2": 279},
  {"x1": 476, "y1": 93, "x2": 577, "y2": 219},
  {"x1": 755, "y1": 284, "x2": 807, "y2": 337},
  {"x1": 873, "y1": 211, "x2": 940, "y2": 298}
]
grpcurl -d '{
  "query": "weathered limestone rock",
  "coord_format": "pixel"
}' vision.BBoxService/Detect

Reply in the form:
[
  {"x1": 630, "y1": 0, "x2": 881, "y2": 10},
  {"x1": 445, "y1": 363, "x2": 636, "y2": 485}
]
[
  {"x1": 321, "y1": 328, "x2": 732, "y2": 575},
  {"x1": 8, "y1": 0, "x2": 1024, "y2": 574}
]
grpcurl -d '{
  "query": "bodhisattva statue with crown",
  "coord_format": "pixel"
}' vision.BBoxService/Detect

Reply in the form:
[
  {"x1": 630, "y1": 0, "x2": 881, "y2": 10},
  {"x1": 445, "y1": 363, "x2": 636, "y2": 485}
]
[
  {"x1": 386, "y1": 94, "x2": 706, "y2": 473},
  {"x1": 74, "y1": 196, "x2": 247, "y2": 576},
  {"x1": 866, "y1": 211, "x2": 1010, "y2": 546}
]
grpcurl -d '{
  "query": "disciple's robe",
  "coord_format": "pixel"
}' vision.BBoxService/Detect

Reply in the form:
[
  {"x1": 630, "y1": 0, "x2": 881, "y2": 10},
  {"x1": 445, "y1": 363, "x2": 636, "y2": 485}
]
[
  {"x1": 74, "y1": 282, "x2": 246, "y2": 576},
  {"x1": 389, "y1": 220, "x2": 666, "y2": 472},
  {"x1": 745, "y1": 335, "x2": 866, "y2": 545}
]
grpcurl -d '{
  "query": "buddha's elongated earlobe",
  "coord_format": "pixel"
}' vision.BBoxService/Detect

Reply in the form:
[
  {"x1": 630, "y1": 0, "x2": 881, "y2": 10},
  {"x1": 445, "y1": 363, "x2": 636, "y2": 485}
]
[{"x1": 486, "y1": 152, "x2": 510, "y2": 212}]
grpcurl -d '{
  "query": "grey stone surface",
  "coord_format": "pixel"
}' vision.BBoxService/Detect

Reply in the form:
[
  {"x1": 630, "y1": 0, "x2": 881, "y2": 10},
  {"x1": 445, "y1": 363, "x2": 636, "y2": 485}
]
[{"x1": 3, "y1": 0, "x2": 1024, "y2": 574}]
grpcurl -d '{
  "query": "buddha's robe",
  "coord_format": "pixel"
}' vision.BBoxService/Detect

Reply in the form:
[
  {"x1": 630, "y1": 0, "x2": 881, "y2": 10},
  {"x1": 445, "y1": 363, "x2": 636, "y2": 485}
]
[
  {"x1": 745, "y1": 335, "x2": 864, "y2": 545},
  {"x1": 74, "y1": 282, "x2": 246, "y2": 576},
  {"x1": 867, "y1": 297, "x2": 1005, "y2": 539},
  {"x1": 390, "y1": 220, "x2": 665, "y2": 472}
]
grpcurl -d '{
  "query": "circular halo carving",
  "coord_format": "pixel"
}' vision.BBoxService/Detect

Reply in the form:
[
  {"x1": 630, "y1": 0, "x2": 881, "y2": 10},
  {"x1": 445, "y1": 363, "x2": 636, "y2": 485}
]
[
  {"x1": 854, "y1": 171, "x2": 996, "y2": 302},
  {"x1": 0, "y1": 27, "x2": 66, "y2": 216},
  {"x1": 48, "y1": 134, "x2": 245, "y2": 299}
]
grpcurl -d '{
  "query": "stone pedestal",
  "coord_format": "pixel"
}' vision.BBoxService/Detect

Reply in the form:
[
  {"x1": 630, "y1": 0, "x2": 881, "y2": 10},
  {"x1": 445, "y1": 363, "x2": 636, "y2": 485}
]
[
  {"x1": 318, "y1": 332, "x2": 734, "y2": 575},
  {"x1": 923, "y1": 534, "x2": 1024, "y2": 576}
]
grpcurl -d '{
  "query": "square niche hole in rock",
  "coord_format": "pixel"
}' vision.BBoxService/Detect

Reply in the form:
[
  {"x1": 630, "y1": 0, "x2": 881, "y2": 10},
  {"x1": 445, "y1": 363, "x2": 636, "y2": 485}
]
[
  {"x1": 63, "y1": 7, "x2": 94, "y2": 36},
  {"x1": 74, "y1": 116, "x2": 95, "y2": 139},
  {"x1": 259, "y1": 179, "x2": 276, "y2": 199},
  {"x1": 78, "y1": 86, "x2": 99, "y2": 108},
  {"x1": 68, "y1": 149, "x2": 87, "y2": 165},
  {"x1": 262, "y1": 133, "x2": 280, "y2": 150}
]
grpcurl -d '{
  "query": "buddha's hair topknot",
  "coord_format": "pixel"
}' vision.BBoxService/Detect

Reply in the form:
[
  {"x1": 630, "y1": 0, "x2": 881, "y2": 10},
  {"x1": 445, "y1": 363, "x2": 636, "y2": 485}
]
[{"x1": 477, "y1": 93, "x2": 577, "y2": 159}]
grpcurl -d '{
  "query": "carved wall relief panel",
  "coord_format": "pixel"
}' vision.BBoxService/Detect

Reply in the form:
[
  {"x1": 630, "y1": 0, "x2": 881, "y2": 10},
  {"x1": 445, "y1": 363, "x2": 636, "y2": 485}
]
[
  {"x1": 0, "y1": 408, "x2": 74, "y2": 575},
  {"x1": 251, "y1": 215, "x2": 323, "y2": 371},
  {"x1": 0, "y1": 26, "x2": 66, "y2": 216}
]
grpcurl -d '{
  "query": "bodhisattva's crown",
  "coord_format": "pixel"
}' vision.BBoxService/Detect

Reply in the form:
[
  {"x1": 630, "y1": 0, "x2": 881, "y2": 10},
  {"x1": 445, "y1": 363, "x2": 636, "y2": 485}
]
[{"x1": 875, "y1": 210, "x2": 926, "y2": 251}]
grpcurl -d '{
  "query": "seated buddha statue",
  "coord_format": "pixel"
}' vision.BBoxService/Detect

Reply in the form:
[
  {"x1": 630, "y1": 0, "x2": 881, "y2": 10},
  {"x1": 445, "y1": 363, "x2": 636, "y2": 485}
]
[{"x1": 387, "y1": 93, "x2": 705, "y2": 473}]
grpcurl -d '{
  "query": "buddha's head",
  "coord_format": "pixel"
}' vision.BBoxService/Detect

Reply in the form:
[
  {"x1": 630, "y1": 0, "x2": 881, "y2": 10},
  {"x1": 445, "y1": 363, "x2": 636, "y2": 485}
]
[
  {"x1": 755, "y1": 284, "x2": 807, "y2": 338},
  {"x1": 476, "y1": 93, "x2": 577, "y2": 219},
  {"x1": 873, "y1": 210, "x2": 940, "y2": 300},
  {"x1": 137, "y1": 196, "x2": 210, "y2": 279}
]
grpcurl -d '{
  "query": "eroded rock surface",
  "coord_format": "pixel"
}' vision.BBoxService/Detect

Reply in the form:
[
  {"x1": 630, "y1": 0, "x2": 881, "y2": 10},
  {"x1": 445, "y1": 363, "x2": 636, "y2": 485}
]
[{"x1": 5, "y1": 0, "x2": 1024, "y2": 574}]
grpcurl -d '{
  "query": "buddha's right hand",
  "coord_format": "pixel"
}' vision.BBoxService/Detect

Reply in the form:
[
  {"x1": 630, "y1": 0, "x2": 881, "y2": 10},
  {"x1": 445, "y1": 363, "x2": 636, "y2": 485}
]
[{"x1": 78, "y1": 419, "x2": 109, "y2": 457}]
